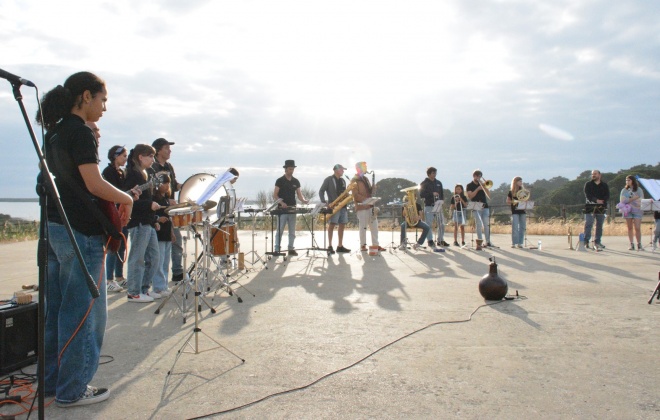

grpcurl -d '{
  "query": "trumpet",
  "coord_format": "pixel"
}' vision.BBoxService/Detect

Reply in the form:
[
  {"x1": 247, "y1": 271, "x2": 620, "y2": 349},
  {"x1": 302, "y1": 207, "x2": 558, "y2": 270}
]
[{"x1": 479, "y1": 178, "x2": 493, "y2": 199}]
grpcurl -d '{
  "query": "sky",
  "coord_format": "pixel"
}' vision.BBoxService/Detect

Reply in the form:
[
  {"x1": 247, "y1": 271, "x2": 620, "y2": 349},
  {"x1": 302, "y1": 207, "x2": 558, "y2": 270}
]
[{"x1": 1, "y1": 0, "x2": 659, "y2": 209}]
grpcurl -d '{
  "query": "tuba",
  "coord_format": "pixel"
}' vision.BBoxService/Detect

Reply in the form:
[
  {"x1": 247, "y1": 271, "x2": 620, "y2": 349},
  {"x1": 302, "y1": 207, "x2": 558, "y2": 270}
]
[
  {"x1": 318, "y1": 180, "x2": 357, "y2": 224},
  {"x1": 400, "y1": 186, "x2": 420, "y2": 227}
]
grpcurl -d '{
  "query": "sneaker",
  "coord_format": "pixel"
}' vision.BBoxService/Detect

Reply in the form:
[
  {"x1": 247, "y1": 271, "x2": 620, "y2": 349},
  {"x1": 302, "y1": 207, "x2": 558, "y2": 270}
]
[
  {"x1": 398, "y1": 244, "x2": 407, "y2": 251},
  {"x1": 516, "y1": 244, "x2": 523, "y2": 249},
  {"x1": 485, "y1": 242, "x2": 494, "y2": 247},
  {"x1": 453, "y1": 241, "x2": 459, "y2": 246},
  {"x1": 155, "y1": 289, "x2": 171, "y2": 297},
  {"x1": 57, "y1": 385, "x2": 110, "y2": 407},
  {"x1": 638, "y1": 243, "x2": 643, "y2": 251},
  {"x1": 595, "y1": 243, "x2": 606, "y2": 249},
  {"x1": 461, "y1": 241, "x2": 465, "y2": 246},
  {"x1": 107, "y1": 280, "x2": 124, "y2": 293},
  {"x1": 439, "y1": 241, "x2": 450, "y2": 247},
  {"x1": 336, "y1": 246, "x2": 351, "y2": 253},
  {"x1": 413, "y1": 243, "x2": 420, "y2": 251},
  {"x1": 172, "y1": 273, "x2": 184, "y2": 283},
  {"x1": 511, "y1": 244, "x2": 516, "y2": 248},
  {"x1": 377, "y1": 246, "x2": 386, "y2": 251},
  {"x1": 585, "y1": 243, "x2": 591, "y2": 249},
  {"x1": 327, "y1": 246, "x2": 335, "y2": 254},
  {"x1": 360, "y1": 246, "x2": 368, "y2": 252},
  {"x1": 118, "y1": 279, "x2": 127, "y2": 288},
  {"x1": 288, "y1": 249, "x2": 298, "y2": 256},
  {"x1": 629, "y1": 243, "x2": 635, "y2": 250},
  {"x1": 427, "y1": 240, "x2": 434, "y2": 247},
  {"x1": 148, "y1": 291, "x2": 162, "y2": 299},
  {"x1": 127, "y1": 293, "x2": 154, "y2": 303}
]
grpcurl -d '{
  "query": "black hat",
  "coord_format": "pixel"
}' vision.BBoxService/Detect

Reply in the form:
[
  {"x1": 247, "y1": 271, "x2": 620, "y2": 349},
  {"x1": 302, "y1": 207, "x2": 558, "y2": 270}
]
[
  {"x1": 283, "y1": 159, "x2": 296, "y2": 168},
  {"x1": 152, "y1": 138, "x2": 175, "y2": 151}
]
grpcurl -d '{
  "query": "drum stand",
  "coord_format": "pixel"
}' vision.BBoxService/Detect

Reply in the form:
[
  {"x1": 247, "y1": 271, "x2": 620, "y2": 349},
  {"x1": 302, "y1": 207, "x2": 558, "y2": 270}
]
[
  {"x1": 244, "y1": 208, "x2": 267, "y2": 270},
  {"x1": 155, "y1": 228, "x2": 196, "y2": 322},
  {"x1": 206, "y1": 221, "x2": 254, "y2": 303}
]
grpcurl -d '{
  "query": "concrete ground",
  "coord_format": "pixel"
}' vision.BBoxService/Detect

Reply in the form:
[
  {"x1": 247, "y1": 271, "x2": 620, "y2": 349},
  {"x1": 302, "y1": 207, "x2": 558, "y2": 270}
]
[{"x1": 0, "y1": 229, "x2": 659, "y2": 419}]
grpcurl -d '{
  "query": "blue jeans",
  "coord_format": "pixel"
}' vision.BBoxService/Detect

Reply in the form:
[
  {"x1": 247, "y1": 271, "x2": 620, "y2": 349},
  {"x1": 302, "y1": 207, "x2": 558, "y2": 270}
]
[
  {"x1": 45, "y1": 223, "x2": 107, "y2": 403},
  {"x1": 511, "y1": 213, "x2": 526, "y2": 245},
  {"x1": 584, "y1": 213, "x2": 605, "y2": 244},
  {"x1": 127, "y1": 224, "x2": 159, "y2": 296},
  {"x1": 424, "y1": 206, "x2": 445, "y2": 243},
  {"x1": 400, "y1": 220, "x2": 430, "y2": 245},
  {"x1": 474, "y1": 207, "x2": 491, "y2": 242},
  {"x1": 171, "y1": 227, "x2": 183, "y2": 276},
  {"x1": 275, "y1": 213, "x2": 296, "y2": 251},
  {"x1": 105, "y1": 226, "x2": 128, "y2": 280},
  {"x1": 153, "y1": 241, "x2": 172, "y2": 292}
]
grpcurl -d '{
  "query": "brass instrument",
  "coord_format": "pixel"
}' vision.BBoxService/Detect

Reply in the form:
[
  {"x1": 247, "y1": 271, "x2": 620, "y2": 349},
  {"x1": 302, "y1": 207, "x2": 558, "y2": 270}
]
[
  {"x1": 479, "y1": 178, "x2": 493, "y2": 199},
  {"x1": 318, "y1": 180, "x2": 357, "y2": 224},
  {"x1": 514, "y1": 186, "x2": 530, "y2": 204},
  {"x1": 401, "y1": 185, "x2": 420, "y2": 227}
]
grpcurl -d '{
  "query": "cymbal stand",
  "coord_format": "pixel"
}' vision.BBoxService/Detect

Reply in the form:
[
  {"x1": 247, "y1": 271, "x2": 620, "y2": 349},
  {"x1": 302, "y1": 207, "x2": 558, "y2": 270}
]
[
  {"x1": 166, "y1": 246, "x2": 245, "y2": 379},
  {"x1": 386, "y1": 213, "x2": 399, "y2": 251},
  {"x1": 244, "y1": 209, "x2": 267, "y2": 270}
]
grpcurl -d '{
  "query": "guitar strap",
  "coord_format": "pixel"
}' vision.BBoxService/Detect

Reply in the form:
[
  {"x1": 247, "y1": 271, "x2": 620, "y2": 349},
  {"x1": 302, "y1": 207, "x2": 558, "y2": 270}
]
[{"x1": 48, "y1": 134, "x2": 122, "y2": 241}]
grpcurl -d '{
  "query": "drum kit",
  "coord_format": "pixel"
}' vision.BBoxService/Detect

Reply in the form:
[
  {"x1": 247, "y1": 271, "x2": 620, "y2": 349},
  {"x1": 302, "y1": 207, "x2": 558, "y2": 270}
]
[{"x1": 154, "y1": 170, "x2": 253, "y2": 322}]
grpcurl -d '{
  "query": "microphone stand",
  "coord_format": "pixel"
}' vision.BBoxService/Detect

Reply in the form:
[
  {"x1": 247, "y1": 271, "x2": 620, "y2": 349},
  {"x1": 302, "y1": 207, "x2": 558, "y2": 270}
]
[{"x1": 5, "y1": 79, "x2": 100, "y2": 419}]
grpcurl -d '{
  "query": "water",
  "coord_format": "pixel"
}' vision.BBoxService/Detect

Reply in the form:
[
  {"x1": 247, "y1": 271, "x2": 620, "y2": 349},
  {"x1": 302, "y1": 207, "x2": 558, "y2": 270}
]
[{"x1": 0, "y1": 201, "x2": 40, "y2": 221}]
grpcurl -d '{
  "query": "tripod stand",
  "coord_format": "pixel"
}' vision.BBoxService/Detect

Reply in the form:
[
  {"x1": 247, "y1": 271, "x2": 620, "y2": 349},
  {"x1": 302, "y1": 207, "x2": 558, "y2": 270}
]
[{"x1": 243, "y1": 208, "x2": 267, "y2": 270}]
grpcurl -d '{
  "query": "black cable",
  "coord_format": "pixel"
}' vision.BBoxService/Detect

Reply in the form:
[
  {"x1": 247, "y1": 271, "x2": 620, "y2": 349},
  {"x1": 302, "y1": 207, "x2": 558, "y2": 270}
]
[{"x1": 187, "y1": 295, "x2": 526, "y2": 419}]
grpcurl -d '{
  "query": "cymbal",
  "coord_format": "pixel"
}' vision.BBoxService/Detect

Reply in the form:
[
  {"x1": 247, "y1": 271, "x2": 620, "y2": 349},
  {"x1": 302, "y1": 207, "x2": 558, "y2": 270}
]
[{"x1": 202, "y1": 200, "x2": 217, "y2": 211}]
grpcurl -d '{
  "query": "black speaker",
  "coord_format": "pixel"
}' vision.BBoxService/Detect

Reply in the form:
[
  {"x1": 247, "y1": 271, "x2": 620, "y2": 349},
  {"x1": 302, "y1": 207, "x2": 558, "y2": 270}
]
[{"x1": 0, "y1": 303, "x2": 38, "y2": 374}]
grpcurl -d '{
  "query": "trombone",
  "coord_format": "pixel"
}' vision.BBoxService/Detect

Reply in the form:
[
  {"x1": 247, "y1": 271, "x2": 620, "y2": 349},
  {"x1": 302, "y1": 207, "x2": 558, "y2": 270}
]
[{"x1": 479, "y1": 177, "x2": 493, "y2": 200}]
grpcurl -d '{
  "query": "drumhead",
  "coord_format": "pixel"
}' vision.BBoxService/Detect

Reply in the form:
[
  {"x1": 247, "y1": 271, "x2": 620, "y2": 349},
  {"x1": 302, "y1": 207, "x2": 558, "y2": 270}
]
[{"x1": 178, "y1": 173, "x2": 229, "y2": 222}]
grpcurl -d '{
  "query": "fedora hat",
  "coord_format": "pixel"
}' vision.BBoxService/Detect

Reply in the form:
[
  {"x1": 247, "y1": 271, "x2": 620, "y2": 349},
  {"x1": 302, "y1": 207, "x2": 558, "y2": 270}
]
[{"x1": 283, "y1": 159, "x2": 297, "y2": 168}]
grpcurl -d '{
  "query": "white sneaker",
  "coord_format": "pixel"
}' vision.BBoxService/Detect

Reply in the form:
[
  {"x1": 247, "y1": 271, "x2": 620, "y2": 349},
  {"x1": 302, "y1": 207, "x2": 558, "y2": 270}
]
[
  {"x1": 127, "y1": 293, "x2": 154, "y2": 303},
  {"x1": 413, "y1": 243, "x2": 420, "y2": 251},
  {"x1": 107, "y1": 280, "x2": 124, "y2": 293},
  {"x1": 398, "y1": 244, "x2": 407, "y2": 251},
  {"x1": 155, "y1": 289, "x2": 171, "y2": 297},
  {"x1": 148, "y1": 291, "x2": 162, "y2": 299}
]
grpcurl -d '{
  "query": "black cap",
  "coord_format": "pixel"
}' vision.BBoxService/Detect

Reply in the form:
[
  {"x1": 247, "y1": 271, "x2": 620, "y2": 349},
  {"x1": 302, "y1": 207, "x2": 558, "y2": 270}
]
[
  {"x1": 152, "y1": 138, "x2": 175, "y2": 151},
  {"x1": 283, "y1": 159, "x2": 296, "y2": 168}
]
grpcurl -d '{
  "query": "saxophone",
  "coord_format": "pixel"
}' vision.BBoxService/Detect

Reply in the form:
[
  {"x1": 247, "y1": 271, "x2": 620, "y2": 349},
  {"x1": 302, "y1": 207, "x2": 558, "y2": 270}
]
[
  {"x1": 401, "y1": 186, "x2": 420, "y2": 226},
  {"x1": 318, "y1": 180, "x2": 357, "y2": 224}
]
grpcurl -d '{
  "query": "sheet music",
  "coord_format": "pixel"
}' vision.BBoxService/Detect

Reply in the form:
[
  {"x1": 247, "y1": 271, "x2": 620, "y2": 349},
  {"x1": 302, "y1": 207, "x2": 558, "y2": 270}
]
[
  {"x1": 432, "y1": 200, "x2": 444, "y2": 213},
  {"x1": 235, "y1": 197, "x2": 247, "y2": 212},
  {"x1": 466, "y1": 202, "x2": 484, "y2": 211},
  {"x1": 516, "y1": 200, "x2": 535, "y2": 210},
  {"x1": 310, "y1": 203, "x2": 325, "y2": 216},
  {"x1": 361, "y1": 197, "x2": 380, "y2": 206},
  {"x1": 266, "y1": 199, "x2": 283, "y2": 213},
  {"x1": 637, "y1": 177, "x2": 660, "y2": 200},
  {"x1": 640, "y1": 199, "x2": 660, "y2": 211},
  {"x1": 196, "y1": 170, "x2": 236, "y2": 205}
]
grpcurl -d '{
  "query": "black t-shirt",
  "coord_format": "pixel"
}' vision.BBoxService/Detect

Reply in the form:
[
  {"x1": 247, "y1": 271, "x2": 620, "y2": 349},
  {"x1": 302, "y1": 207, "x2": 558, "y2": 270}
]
[
  {"x1": 450, "y1": 193, "x2": 468, "y2": 212},
  {"x1": 466, "y1": 181, "x2": 489, "y2": 208},
  {"x1": 102, "y1": 164, "x2": 125, "y2": 190},
  {"x1": 154, "y1": 194, "x2": 172, "y2": 242},
  {"x1": 45, "y1": 114, "x2": 103, "y2": 235},
  {"x1": 275, "y1": 175, "x2": 300, "y2": 207},
  {"x1": 508, "y1": 191, "x2": 526, "y2": 215}
]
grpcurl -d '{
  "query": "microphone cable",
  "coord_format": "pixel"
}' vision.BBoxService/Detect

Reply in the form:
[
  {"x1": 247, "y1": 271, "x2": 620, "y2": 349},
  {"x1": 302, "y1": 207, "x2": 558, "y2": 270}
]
[{"x1": 187, "y1": 294, "x2": 526, "y2": 419}]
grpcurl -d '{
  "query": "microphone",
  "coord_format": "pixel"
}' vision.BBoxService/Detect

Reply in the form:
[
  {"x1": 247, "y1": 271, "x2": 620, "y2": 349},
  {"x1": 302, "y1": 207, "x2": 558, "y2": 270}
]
[{"x1": 0, "y1": 68, "x2": 35, "y2": 87}]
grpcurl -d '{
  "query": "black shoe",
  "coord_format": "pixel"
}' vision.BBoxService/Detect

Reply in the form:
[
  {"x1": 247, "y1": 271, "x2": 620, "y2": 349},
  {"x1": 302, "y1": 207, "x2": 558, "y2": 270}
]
[
  {"x1": 288, "y1": 250, "x2": 298, "y2": 256},
  {"x1": 595, "y1": 243, "x2": 606, "y2": 249},
  {"x1": 453, "y1": 241, "x2": 459, "y2": 246},
  {"x1": 328, "y1": 246, "x2": 336, "y2": 254},
  {"x1": 172, "y1": 273, "x2": 184, "y2": 283},
  {"x1": 485, "y1": 242, "x2": 494, "y2": 247},
  {"x1": 461, "y1": 241, "x2": 465, "y2": 246},
  {"x1": 427, "y1": 240, "x2": 434, "y2": 247},
  {"x1": 440, "y1": 241, "x2": 450, "y2": 247},
  {"x1": 336, "y1": 246, "x2": 351, "y2": 253}
]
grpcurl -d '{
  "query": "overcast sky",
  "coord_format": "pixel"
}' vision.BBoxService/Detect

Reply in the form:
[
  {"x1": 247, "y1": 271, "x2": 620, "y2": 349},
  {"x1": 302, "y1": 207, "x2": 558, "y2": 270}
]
[{"x1": 1, "y1": 0, "x2": 658, "y2": 205}]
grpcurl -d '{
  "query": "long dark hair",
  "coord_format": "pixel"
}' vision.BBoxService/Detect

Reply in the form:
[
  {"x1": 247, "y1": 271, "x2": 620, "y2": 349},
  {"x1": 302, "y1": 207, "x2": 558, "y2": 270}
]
[
  {"x1": 126, "y1": 144, "x2": 156, "y2": 181},
  {"x1": 36, "y1": 72, "x2": 106, "y2": 131},
  {"x1": 626, "y1": 175, "x2": 639, "y2": 192}
]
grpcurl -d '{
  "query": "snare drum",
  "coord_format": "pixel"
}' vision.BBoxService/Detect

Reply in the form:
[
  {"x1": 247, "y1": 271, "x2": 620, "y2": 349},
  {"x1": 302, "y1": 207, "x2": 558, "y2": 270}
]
[
  {"x1": 210, "y1": 224, "x2": 239, "y2": 255},
  {"x1": 169, "y1": 208, "x2": 202, "y2": 228}
]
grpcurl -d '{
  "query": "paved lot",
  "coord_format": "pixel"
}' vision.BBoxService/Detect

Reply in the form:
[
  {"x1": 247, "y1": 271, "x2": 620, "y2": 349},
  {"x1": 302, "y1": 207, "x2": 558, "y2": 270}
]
[{"x1": 0, "y1": 230, "x2": 659, "y2": 419}]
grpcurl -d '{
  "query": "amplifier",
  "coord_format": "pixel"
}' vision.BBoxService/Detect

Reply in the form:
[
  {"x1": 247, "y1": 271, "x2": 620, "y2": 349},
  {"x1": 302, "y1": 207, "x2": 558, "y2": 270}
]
[{"x1": 0, "y1": 303, "x2": 38, "y2": 374}]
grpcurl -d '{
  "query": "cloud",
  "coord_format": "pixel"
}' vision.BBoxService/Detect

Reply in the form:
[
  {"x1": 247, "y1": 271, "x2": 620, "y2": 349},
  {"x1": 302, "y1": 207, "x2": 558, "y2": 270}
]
[{"x1": 539, "y1": 124, "x2": 575, "y2": 141}]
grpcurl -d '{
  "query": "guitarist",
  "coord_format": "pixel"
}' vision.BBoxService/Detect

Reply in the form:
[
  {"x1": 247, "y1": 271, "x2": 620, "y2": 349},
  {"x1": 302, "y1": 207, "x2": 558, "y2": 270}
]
[
  {"x1": 124, "y1": 144, "x2": 162, "y2": 303},
  {"x1": 38, "y1": 72, "x2": 133, "y2": 407}
]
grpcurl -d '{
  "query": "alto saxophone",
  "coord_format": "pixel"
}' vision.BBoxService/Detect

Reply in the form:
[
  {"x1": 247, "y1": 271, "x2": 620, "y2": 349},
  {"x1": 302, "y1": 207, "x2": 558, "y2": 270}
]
[{"x1": 318, "y1": 180, "x2": 357, "y2": 224}]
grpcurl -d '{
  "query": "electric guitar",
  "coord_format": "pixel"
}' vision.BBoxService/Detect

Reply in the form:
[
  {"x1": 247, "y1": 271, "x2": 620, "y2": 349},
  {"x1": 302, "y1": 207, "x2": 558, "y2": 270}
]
[{"x1": 99, "y1": 171, "x2": 169, "y2": 253}]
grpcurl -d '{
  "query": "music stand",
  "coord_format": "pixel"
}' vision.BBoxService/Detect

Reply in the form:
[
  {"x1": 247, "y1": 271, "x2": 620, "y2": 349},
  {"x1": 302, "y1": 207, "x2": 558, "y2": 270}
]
[
  {"x1": 265, "y1": 200, "x2": 287, "y2": 259},
  {"x1": 516, "y1": 201, "x2": 535, "y2": 248},
  {"x1": 466, "y1": 202, "x2": 484, "y2": 249}
]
